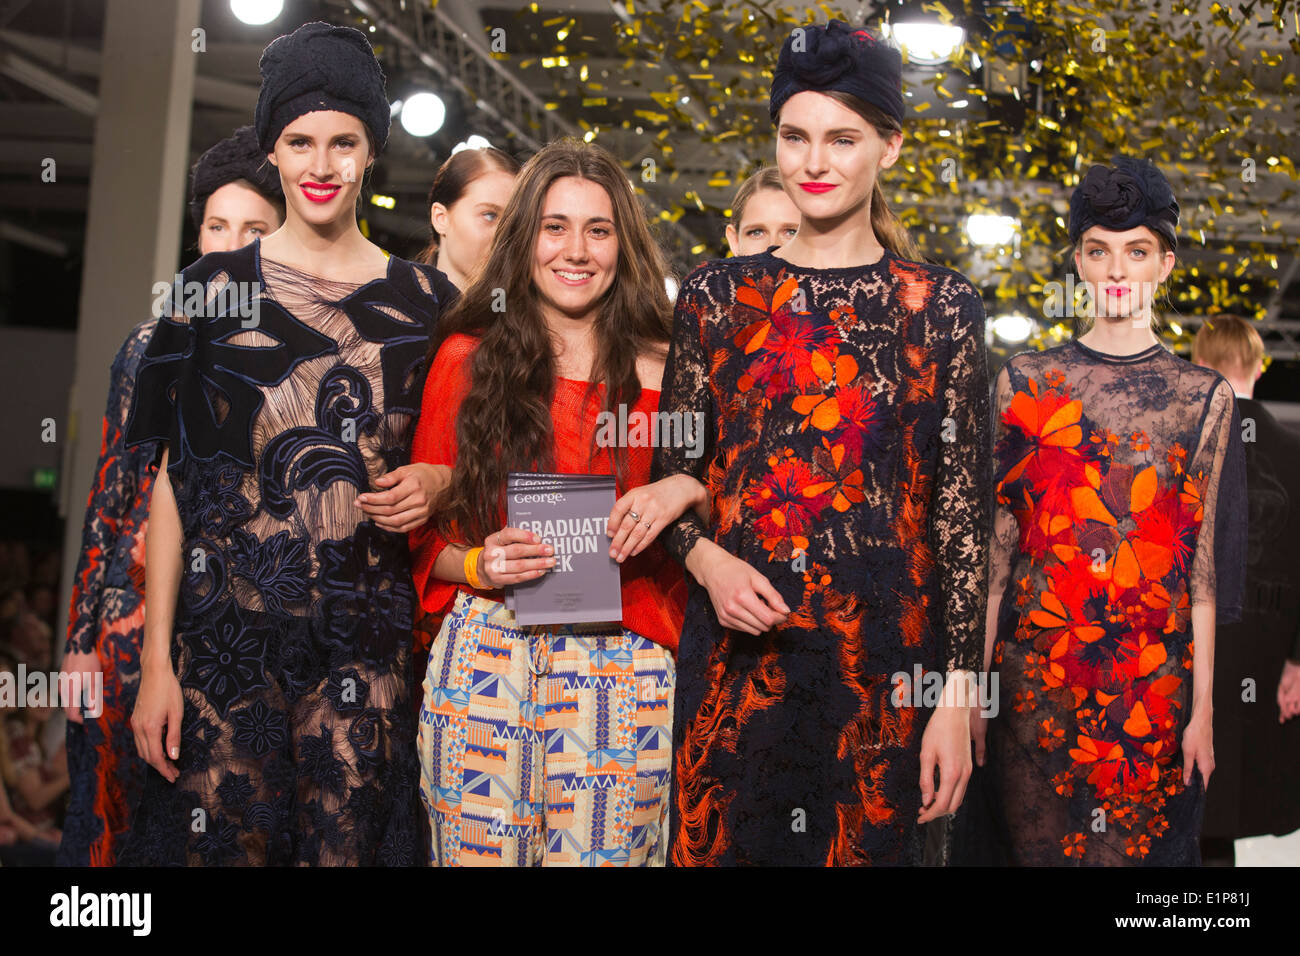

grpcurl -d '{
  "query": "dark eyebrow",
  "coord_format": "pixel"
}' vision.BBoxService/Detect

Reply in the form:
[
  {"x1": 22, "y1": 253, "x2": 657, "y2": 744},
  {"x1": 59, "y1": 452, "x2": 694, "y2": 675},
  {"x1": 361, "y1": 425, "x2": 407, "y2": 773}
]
[
  {"x1": 778, "y1": 123, "x2": 861, "y2": 137},
  {"x1": 281, "y1": 130, "x2": 360, "y2": 143},
  {"x1": 1083, "y1": 237, "x2": 1155, "y2": 248},
  {"x1": 541, "y1": 213, "x2": 614, "y2": 226}
]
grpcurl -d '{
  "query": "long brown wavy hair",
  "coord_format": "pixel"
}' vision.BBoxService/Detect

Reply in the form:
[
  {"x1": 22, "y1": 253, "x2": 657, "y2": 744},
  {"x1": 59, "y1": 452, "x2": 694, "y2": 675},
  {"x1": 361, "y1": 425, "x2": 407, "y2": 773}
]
[{"x1": 430, "y1": 137, "x2": 674, "y2": 545}]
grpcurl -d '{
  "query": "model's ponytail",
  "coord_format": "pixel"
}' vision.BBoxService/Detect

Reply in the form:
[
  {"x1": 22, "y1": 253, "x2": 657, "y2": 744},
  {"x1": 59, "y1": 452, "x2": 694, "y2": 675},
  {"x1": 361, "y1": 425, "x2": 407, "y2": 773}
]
[{"x1": 869, "y1": 179, "x2": 920, "y2": 261}]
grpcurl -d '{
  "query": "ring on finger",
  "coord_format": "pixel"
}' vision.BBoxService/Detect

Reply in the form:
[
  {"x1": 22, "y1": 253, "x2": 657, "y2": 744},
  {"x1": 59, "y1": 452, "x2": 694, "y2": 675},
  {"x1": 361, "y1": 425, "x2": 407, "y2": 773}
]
[
  {"x1": 644, "y1": 520, "x2": 652, "y2": 528},
  {"x1": 628, "y1": 510, "x2": 640, "y2": 521}
]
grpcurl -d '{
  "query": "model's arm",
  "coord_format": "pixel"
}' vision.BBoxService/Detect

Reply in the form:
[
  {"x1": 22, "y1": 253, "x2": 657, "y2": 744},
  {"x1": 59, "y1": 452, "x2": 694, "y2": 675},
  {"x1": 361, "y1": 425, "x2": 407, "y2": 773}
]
[
  {"x1": 61, "y1": 329, "x2": 151, "y2": 720},
  {"x1": 1183, "y1": 380, "x2": 1243, "y2": 787},
  {"x1": 648, "y1": 271, "x2": 715, "y2": 568},
  {"x1": 919, "y1": 284, "x2": 990, "y2": 823},
  {"x1": 130, "y1": 444, "x2": 185, "y2": 784},
  {"x1": 931, "y1": 285, "x2": 992, "y2": 682},
  {"x1": 650, "y1": 269, "x2": 788, "y2": 635},
  {"x1": 984, "y1": 365, "x2": 1019, "y2": 673}
]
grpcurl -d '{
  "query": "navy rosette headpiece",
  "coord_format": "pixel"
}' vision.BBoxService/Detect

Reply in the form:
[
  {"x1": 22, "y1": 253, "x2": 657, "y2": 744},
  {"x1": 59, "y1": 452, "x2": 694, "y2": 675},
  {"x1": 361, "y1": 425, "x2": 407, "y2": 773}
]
[
  {"x1": 769, "y1": 20, "x2": 905, "y2": 126},
  {"x1": 1068, "y1": 156, "x2": 1179, "y2": 250}
]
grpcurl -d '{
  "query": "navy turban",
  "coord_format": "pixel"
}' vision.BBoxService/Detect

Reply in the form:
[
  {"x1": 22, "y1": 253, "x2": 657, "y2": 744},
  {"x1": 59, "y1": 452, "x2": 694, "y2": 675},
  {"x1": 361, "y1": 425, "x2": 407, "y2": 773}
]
[{"x1": 254, "y1": 21, "x2": 390, "y2": 154}]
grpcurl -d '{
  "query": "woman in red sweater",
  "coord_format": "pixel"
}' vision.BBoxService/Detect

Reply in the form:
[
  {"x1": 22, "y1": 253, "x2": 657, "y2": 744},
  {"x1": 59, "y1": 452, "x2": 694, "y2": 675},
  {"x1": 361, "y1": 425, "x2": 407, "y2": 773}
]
[{"x1": 408, "y1": 138, "x2": 703, "y2": 866}]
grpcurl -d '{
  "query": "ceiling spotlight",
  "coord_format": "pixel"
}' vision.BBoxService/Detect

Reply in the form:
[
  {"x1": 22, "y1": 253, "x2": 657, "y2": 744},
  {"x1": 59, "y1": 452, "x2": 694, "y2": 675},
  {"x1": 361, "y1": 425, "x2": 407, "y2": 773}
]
[
  {"x1": 452, "y1": 135, "x2": 493, "y2": 154},
  {"x1": 230, "y1": 0, "x2": 283, "y2": 26},
  {"x1": 992, "y1": 313, "x2": 1035, "y2": 344},
  {"x1": 966, "y1": 214, "x2": 1018, "y2": 247},
  {"x1": 886, "y1": 22, "x2": 965, "y2": 65},
  {"x1": 400, "y1": 92, "x2": 446, "y2": 137}
]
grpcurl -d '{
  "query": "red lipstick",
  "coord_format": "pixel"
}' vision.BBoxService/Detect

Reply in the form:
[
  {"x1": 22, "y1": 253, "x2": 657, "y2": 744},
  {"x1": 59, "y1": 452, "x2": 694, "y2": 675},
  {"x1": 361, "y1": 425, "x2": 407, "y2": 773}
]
[
  {"x1": 301, "y1": 181, "x2": 341, "y2": 204},
  {"x1": 800, "y1": 182, "x2": 836, "y2": 193}
]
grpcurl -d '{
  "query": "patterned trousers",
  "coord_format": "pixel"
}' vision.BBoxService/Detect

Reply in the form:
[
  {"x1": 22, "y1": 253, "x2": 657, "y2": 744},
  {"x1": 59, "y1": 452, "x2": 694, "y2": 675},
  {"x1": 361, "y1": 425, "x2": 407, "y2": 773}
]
[{"x1": 417, "y1": 591, "x2": 675, "y2": 866}]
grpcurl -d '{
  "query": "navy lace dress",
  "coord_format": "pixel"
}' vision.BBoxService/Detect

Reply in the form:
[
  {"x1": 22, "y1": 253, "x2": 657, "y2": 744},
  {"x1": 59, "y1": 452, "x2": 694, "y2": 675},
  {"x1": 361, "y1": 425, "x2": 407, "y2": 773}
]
[{"x1": 118, "y1": 238, "x2": 455, "y2": 866}]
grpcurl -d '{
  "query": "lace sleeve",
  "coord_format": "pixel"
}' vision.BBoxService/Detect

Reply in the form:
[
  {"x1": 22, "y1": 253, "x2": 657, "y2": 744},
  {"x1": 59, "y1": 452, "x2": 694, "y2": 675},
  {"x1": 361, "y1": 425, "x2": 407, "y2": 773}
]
[
  {"x1": 65, "y1": 322, "x2": 154, "y2": 656},
  {"x1": 1188, "y1": 377, "x2": 1246, "y2": 624},
  {"x1": 649, "y1": 267, "x2": 716, "y2": 566},
  {"x1": 931, "y1": 285, "x2": 991, "y2": 674}
]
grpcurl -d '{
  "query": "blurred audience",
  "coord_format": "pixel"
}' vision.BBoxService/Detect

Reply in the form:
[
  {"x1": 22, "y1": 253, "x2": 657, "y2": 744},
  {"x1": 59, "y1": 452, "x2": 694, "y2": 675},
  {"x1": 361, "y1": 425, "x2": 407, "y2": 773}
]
[{"x1": 0, "y1": 539, "x2": 67, "y2": 866}]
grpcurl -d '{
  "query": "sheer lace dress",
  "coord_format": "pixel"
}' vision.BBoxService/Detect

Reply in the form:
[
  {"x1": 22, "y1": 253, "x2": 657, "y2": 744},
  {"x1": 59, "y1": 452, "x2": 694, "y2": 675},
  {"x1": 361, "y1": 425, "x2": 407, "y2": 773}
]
[
  {"x1": 118, "y1": 238, "x2": 455, "y2": 865},
  {"x1": 979, "y1": 338, "x2": 1245, "y2": 865},
  {"x1": 651, "y1": 247, "x2": 990, "y2": 865}
]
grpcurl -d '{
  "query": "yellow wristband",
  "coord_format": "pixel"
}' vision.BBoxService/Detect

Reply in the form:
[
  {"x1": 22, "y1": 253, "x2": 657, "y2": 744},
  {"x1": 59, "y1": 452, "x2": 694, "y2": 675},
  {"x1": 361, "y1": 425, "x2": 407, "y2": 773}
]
[{"x1": 464, "y1": 546, "x2": 484, "y2": 590}]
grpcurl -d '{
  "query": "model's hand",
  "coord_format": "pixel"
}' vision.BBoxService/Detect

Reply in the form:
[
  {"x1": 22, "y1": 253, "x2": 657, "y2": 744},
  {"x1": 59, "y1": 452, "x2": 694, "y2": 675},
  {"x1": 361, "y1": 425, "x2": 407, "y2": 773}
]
[
  {"x1": 687, "y1": 539, "x2": 789, "y2": 635},
  {"x1": 1182, "y1": 707, "x2": 1214, "y2": 790},
  {"x1": 607, "y1": 475, "x2": 704, "y2": 563},
  {"x1": 479, "y1": 527, "x2": 556, "y2": 588},
  {"x1": 1278, "y1": 661, "x2": 1300, "y2": 723},
  {"x1": 919, "y1": 700, "x2": 973, "y2": 823},
  {"x1": 130, "y1": 662, "x2": 184, "y2": 783},
  {"x1": 58, "y1": 648, "x2": 102, "y2": 724},
  {"x1": 356, "y1": 463, "x2": 449, "y2": 534}
]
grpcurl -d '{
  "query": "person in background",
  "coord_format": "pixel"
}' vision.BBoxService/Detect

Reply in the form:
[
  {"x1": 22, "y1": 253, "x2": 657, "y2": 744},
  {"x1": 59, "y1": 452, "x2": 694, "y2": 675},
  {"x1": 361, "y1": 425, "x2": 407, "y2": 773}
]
[
  {"x1": 55, "y1": 125, "x2": 286, "y2": 868},
  {"x1": 409, "y1": 145, "x2": 520, "y2": 715},
  {"x1": 1, "y1": 646, "x2": 62, "y2": 866},
  {"x1": 417, "y1": 146, "x2": 521, "y2": 290},
  {"x1": 724, "y1": 165, "x2": 801, "y2": 257},
  {"x1": 190, "y1": 125, "x2": 288, "y2": 253},
  {"x1": 1192, "y1": 314, "x2": 1300, "y2": 864},
  {"x1": 1, "y1": 638, "x2": 68, "y2": 865}
]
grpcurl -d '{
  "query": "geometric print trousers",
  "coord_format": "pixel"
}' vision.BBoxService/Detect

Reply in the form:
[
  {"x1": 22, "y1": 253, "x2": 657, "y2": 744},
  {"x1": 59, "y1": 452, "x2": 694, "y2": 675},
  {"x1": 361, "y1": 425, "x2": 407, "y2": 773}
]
[{"x1": 417, "y1": 590, "x2": 674, "y2": 866}]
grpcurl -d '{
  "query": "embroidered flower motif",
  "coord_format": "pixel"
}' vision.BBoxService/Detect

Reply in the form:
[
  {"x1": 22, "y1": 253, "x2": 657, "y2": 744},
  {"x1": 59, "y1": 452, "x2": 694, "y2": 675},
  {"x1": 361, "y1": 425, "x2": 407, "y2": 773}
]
[
  {"x1": 230, "y1": 697, "x2": 289, "y2": 758},
  {"x1": 183, "y1": 601, "x2": 271, "y2": 718},
  {"x1": 743, "y1": 454, "x2": 833, "y2": 561}
]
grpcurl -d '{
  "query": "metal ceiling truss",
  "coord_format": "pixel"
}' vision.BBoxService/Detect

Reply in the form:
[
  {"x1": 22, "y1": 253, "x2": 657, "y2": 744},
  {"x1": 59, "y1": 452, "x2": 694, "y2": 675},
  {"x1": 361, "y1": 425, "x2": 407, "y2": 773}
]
[{"x1": 346, "y1": 0, "x2": 703, "y2": 267}]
